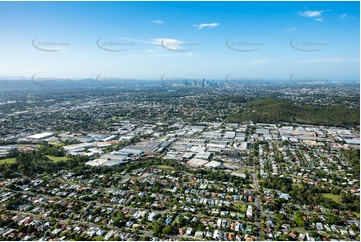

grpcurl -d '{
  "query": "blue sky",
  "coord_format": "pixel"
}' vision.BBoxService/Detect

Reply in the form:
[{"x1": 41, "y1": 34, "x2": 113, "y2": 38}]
[{"x1": 0, "y1": 1, "x2": 359, "y2": 81}]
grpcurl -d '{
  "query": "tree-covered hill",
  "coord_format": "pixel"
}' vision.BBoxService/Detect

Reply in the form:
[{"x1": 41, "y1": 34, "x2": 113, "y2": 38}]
[{"x1": 227, "y1": 98, "x2": 360, "y2": 127}]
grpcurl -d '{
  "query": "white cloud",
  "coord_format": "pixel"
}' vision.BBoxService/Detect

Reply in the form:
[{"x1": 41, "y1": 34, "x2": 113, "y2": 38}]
[
  {"x1": 339, "y1": 13, "x2": 357, "y2": 21},
  {"x1": 152, "y1": 20, "x2": 164, "y2": 24},
  {"x1": 114, "y1": 37, "x2": 194, "y2": 53},
  {"x1": 116, "y1": 37, "x2": 185, "y2": 50},
  {"x1": 193, "y1": 23, "x2": 220, "y2": 29},
  {"x1": 115, "y1": 37, "x2": 155, "y2": 45},
  {"x1": 153, "y1": 38, "x2": 184, "y2": 51},
  {"x1": 298, "y1": 10, "x2": 329, "y2": 22},
  {"x1": 283, "y1": 27, "x2": 298, "y2": 32},
  {"x1": 298, "y1": 10, "x2": 324, "y2": 18}
]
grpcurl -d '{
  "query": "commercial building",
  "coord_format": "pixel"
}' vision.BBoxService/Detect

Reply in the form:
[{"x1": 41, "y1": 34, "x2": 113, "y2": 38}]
[{"x1": 28, "y1": 132, "x2": 54, "y2": 140}]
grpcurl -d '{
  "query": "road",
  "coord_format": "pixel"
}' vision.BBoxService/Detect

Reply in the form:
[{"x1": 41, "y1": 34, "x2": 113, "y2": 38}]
[{"x1": 251, "y1": 157, "x2": 262, "y2": 241}]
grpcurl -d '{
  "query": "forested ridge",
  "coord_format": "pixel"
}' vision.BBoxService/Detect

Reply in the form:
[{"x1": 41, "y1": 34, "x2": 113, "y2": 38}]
[{"x1": 227, "y1": 98, "x2": 359, "y2": 126}]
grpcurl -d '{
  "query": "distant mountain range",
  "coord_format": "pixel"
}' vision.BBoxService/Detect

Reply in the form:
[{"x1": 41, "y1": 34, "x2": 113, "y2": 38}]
[
  {"x1": 0, "y1": 76, "x2": 29, "y2": 80},
  {"x1": 0, "y1": 78, "x2": 102, "y2": 89}
]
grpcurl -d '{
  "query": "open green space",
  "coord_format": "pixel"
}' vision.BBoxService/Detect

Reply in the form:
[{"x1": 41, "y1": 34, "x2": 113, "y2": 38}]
[
  {"x1": 0, "y1": 158, "x2": 16, "y2": 165},
  {"x1": 155, "y1": 165, "x2": 174, "y2": 170},
  {"x1": 235, "y1": 168, "x2": 247, "y2": 173},
  {"x1": 323, "y1": 193, "x2": 341, "y2": 204},
  {"x1": 46, "y1": 155, "x2": 70, "y2": 162}
]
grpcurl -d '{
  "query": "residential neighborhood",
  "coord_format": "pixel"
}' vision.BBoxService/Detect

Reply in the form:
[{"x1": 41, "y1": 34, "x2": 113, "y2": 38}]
[{"x1": 0, "y1": 119, "x2": 359, "y2": 241}]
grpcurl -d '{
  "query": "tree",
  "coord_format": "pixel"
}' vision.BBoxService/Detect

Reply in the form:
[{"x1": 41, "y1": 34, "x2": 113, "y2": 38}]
[
  {"x1": 153, "y1": 223, "x2": 162, "y2": 234},
  {"x1": 276, "y1": 213, "x2": 286, "y2": 221},
  {"x1": 113, "y1": 219, "x2": 125, "y2": 228},
  {"x1": 162, "y1": 226, "x2": 173, "y2": 235}
]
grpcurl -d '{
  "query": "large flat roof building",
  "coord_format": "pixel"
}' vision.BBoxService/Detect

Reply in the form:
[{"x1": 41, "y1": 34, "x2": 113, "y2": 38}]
[
  {"x1": 28, "y1": 132, "x2": 54, "y2": 140},
  {"x1": 187, "y1": 158, "x2": 209, "y2": 168}
]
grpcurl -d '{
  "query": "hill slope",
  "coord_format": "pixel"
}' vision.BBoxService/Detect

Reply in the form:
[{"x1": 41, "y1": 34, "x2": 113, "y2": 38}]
[{"x1": 227, "y1": 99, "x2": 359, "y2": 127}]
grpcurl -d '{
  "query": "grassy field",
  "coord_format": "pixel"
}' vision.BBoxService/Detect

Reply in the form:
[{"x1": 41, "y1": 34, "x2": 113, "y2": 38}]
[
  {"x1": 48, "y1": 142, "x2": 63, "y2": 146},
  {"x1": 234, "y1": 202, "x2": 247, "y2": 213},
  {"x1": 0, "y1": 158, "x2": 16, "y2": 165},
  {"x1": 235, "y1": 169, "x2": 247, "y2": 174},
  {"x1": 15, "y1": 144, "x2": 41, "y2": 148},
  {"x1": 46, "y1": 155, "x2": 70, "y2": 162},
  {"x1": 156, "y1": 165, "x2": 174, "y2": 170},
  {"x1": 323, "y1": 193, "x2": 341, "y2": 204}
]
